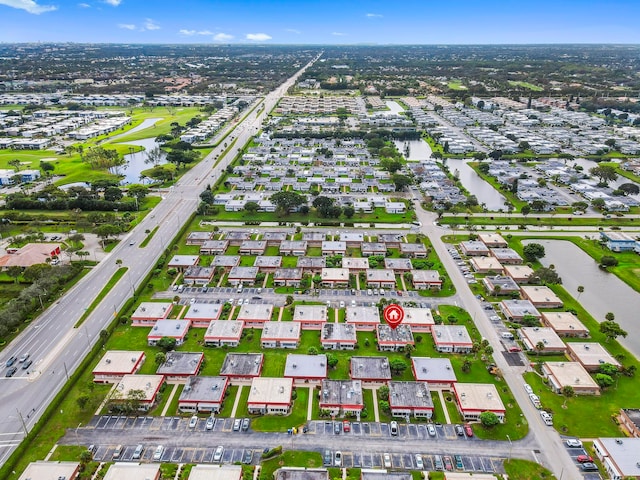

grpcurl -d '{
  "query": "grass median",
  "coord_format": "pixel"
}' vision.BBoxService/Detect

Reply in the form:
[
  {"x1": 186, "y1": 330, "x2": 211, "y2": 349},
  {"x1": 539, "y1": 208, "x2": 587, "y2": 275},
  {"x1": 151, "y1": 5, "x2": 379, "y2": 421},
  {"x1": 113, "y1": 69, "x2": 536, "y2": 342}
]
[{"x1": 74, "y1": 267, "x2": 127, "y2": 328}]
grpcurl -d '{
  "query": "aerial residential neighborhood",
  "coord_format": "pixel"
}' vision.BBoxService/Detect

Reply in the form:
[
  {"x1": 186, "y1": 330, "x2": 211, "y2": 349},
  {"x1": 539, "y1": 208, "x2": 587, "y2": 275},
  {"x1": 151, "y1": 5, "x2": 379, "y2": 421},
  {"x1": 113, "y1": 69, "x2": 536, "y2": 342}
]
[{"x1": 0, "y1": 3, "x2": 639, "y2": 479}]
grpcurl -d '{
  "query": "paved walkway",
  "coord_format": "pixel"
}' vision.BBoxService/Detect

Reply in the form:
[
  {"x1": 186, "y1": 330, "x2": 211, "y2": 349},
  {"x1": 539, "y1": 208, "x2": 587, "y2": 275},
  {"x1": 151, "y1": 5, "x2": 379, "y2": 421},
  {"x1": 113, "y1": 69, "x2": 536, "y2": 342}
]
[
  {"x1": 334, "y1": 308, "x2": 339, "y2": 323},
  {"x1": 370, "y1": 388, "x2": 380, "y2": 422},
  {"x1": 307, "y1": 386, "x2": 314, "y2": 421},
  {"x1": 161, "y1": 384, "x2": 178, "y2": 416},
  {"x1": 437, "y1": 388, "x2": 451, "y2": 424},
  {"x1": 277, "y1": 307, "x2": 284, "y2": 321},
  {"x1": 230, "y1": 385, "x2": 244, "y2": 418}
]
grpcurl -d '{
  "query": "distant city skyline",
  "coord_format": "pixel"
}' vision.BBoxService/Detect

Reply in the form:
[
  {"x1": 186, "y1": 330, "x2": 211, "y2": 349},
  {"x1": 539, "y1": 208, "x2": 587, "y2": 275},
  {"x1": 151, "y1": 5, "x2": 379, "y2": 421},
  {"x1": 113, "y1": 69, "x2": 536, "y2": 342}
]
[{"x1": 1, "y1": 0, "x2": 639, "y2": 44}]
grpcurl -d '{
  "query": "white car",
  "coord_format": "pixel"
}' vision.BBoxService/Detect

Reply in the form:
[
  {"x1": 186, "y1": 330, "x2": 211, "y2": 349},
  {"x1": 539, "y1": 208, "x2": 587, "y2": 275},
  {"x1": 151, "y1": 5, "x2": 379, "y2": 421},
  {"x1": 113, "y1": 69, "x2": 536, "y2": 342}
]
[
  {"x1": 339, "y1": 301, "x2": 345, "y2": 308},
  {"x1": 334, "y1": 451, "x2": 342, "y2": 467},
  {"x1": 206, "y1": 417, "x2": 215, "y2": 430},
  {"x1": 379, "y1": 288, "x2": 385, "y2": 296},
  {"x1": 153, "y1": 445, "x2": 164, "y2": 461},
  {"x1": 415, "y1": 454, "x2": 424, "y2": 470},
  {"x1": 383, "y1": 453, "x2": 392, "y2": 468},
  {"x1": 566, "y1": 439, "x2": 582, "y2": 448},
  {"x1": 188, "y1": 415, "x2": 198, "y2": 428},
  {"x1": 427, "y1": 424, "x2": 436, "y2": 436},
  {"x1": 213, "y1": 446, "x2": 224, "y2": 462}
]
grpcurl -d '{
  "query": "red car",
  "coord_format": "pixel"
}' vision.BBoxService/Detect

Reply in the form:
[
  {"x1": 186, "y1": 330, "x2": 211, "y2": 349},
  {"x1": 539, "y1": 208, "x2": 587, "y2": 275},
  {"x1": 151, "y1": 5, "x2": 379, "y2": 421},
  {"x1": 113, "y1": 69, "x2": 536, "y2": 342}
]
[
  {"x1": 464, "y1": 424, "x2": 473, "y2": 437},
  {"x1": 509, "y1": 346, "x2": 522, "y2": 352},
  {"x1": 397, "y1": 290, "x2": 403, "y2": 296},
  {"x1": 577, "y1": 455, "x2": 593, "y2": 463},
  {"x1": 342, "y1": 420, "x2": 351, "y2": 433},
  {"x1": 443, "y1": 456, "x2": 454, "y2": 471}
]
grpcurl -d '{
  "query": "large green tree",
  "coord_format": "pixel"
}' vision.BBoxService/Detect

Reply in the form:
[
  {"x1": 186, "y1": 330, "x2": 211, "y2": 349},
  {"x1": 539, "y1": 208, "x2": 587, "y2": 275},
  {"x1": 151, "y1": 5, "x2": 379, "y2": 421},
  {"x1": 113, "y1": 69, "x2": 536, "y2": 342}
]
[{"x1": 270, "y1": 191, "x2": 306, "y2": 215}]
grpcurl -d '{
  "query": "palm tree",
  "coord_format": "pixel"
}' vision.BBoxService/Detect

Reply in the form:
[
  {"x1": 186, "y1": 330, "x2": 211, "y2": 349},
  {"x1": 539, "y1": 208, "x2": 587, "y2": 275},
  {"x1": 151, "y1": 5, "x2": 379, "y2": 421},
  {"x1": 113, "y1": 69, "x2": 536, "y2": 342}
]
[
  {"x1": 576, "y1": 286, "x2": 584, "y2": 300},
  {"x1": 561, "y1": 385, "x2": 575, "y2": 408},
  {"x1": 535, "y1": 341, "x2": 545, "y2": 356}
]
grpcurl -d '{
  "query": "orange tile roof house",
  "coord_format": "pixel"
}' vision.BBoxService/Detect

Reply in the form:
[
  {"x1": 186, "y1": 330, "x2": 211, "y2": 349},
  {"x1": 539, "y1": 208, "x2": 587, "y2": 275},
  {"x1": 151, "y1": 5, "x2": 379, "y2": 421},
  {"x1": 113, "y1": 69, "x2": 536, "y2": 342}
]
[{"x1": 93, "y1": 350, "x2": 146, "y2": 383}]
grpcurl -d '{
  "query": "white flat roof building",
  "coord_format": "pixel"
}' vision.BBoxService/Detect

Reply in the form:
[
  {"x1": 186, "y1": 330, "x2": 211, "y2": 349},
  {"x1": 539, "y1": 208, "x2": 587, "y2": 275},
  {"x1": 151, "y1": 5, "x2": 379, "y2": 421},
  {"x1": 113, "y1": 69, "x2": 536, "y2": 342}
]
[
  {"x1": 453, "y1": 383, "x2": 506, "y2": 421},
  {"x1": 402, "y1": 307, "x2": 435, "y2": 331},
  {"x1": 567, "y1": 342, "x2": 621, "y2": 372},
  {"x1": 92, "y1": 350, "x2": 145, "y2": 382},
  {"x1": 520, "y1": 285, "x2": 563, "y2": 307},
  {"x1": 188, "y1": 465, "x2": 242, "y2": 480},
  {"x1": 103, "y1": 463, "x2": 161, "y2": 480},
  {"x1": 541, "y1": 312, "x2": 588, "y2": 337},
  {"x1": 542, "y1": 362, "x2": 600, "y2": 395},
  {"x1": 19, "y1": 461, "x2": 80, "y2": 480},
  {"x1": 519, "y1": 327, "x2": 566, "y2": 353}
]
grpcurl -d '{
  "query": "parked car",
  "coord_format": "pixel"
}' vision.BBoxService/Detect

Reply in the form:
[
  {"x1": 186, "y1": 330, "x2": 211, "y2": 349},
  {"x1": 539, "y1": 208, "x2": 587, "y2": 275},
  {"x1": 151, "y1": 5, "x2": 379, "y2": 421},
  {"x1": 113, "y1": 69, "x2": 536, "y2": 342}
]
[
  {"x1": 242, "y1": 418, "x2": 250, "y2": 431},
  {"x1": 206, "y1": 417, "x2": 215, "y2": 430},
  {"x1": 427, "y1": 424, "x2": 436, "y2": 437},
  {"x1": 334, "y1": 422, "x2": 341, "y2": 434},
  {"x1": 132, "y1": 444, "x2": 144, "y2": 459},
  {"x1": 5, "y1": 366, "x2": 17, "y2": 377},
  {"x1": 233, "y1": 418, "x2": 241, "y2": 431},
  {"x1": 455, "y1": 424, "x2": 464, "y2": 436},
  {"x1": 444, "y1": 455, "x2": 454, "y2": 471},
  {"x1": 87, "y1": 444, "x2": 96, "y2": 455},
  {"x1": 112, "y1": 444, "x2": 123, "y2": 459},
  {"x1": 577, "y1": 455, "x2": 594, "y2": 463},
  {"x1": 334, "y1": 451, "x2": 342, "y2": 467},
  {"x1": 580, "y1": 462, "x2": 598, "y2": 471},
  {"x1": 415, "y1": 454, "x2": 424, "y2": 470},
  {"x1": 383, "y1": 453, "x2": 392, "y2": 468},
  {"x1": 342, "y1": 420, "x2": 350, "y2": 432},
  {"x1": 566, "y1": 439, "x2": 582, "y2": 448},
  {"x1": 454, "y1": 454, "x2": 464, "y2": 470},
  {"x1": 188, "y1": 415, "x2": 198, "y2": 428},
  {"x1": 323, "y1": 449, "x2": 332, "y2": 466},
  {"x1": 153, "y1": 445, "x2": 164, "y2": 461},
  {"x1": 242, "y1": 449, "x2": 253, "y2": 464},
  {"x1": 213, "y1": 446, "x2": 224, "y2": 462},
  {"x1": 434, "y1": 455, "x2": 444, "y2": 470},
  {"x1": 390, "y1": 421, "x2": 398, "y2": 436},
  {"x1": 464, "y1": 424, "x2": 473, "y2": 437}
]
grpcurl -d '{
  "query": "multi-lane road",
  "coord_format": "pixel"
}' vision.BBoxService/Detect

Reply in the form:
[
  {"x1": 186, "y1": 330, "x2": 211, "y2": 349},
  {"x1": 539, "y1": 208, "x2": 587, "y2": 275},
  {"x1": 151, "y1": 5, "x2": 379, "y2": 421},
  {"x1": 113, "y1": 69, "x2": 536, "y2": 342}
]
[{"x1": 0, "y1": 55, "x2": 319, "y2": 467}]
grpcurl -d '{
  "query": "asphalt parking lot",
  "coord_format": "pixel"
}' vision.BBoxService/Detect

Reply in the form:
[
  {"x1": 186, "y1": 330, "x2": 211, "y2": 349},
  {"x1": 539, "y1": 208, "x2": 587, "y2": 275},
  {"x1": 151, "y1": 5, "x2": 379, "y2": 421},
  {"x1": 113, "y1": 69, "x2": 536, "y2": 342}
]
[{"x1": 83, "y1": 415, "x2": 504, "y2": 474}]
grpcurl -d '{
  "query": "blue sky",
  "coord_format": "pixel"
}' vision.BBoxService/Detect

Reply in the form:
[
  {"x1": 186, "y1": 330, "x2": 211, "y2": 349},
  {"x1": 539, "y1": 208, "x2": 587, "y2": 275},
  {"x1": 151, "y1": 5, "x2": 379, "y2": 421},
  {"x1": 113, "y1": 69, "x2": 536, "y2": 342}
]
[{"x1": 0, "y1": 0, "x2": 639, "y2": 44}]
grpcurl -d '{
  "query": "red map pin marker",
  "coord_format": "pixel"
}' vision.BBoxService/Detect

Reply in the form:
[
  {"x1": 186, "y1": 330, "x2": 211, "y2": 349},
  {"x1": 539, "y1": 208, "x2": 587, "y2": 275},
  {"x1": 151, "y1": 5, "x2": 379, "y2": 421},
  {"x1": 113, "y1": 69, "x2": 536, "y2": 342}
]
[{"x1": 383, "y1": 304, "x2": 405, "y2": 329}]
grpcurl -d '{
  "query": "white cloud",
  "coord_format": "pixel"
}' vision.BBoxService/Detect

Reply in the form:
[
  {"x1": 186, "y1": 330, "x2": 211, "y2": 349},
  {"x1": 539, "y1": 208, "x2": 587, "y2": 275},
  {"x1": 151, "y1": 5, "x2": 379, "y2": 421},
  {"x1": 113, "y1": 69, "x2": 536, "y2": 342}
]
[
  {"x1": 144, "y1": 18, "x2": 160, "y2": 30},
  {"x1": 103, "y1": 0, "x2": 121, "y2": 5},
  {"x1": 77, "y1": 2, "x2": 90, "y2": 7},
  {"x1": 246, "y1": 33, "x2": 272, "y2": 41},
  {"x1": 0, "y1": 0, "x2": 57, "y2": 14},
  {"x1": 118, "y1": 23, "x2": 135, "y2": 30},
  {"x1": 366, "y1": 13, "x2": 383, "y2": 18},
  {"x1": 285, "y1": 28, "x2": 301, "y2": 34},
  {"x1": 213, "y1": 32, "x2": 234, "y2": 41},
  {"x1": 331, "y1": 32, "x2": 347, "y2": 36},
  {"x1": 180, "y1": 29, "x2": 213, "y2": 36}
]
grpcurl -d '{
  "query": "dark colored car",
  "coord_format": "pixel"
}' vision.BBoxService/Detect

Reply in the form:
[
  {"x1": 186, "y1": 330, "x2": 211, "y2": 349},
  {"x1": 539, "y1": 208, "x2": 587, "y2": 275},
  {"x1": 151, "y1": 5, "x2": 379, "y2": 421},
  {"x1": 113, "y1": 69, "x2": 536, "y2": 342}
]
[
  {"x1": 454, "y1": 454, "x2": 464, "y2": 470},
  {"x1": 323, "y1": 449, "x2": 332, "y2": 466},
  {"x1": 242, "y1": 449, "x2": 253, "y2": 464},
  {"x1": 242, "y1": 418, "x2": 250, "y2": 431},
  {"x1": 22, "y1": 359, "x2": 32, "y2": 370},
  {"x1": 334, "y1": 422, "x2": 341, "y2": 434},
  {"x1": 5, "y1": 366, "x2": 17, "y2": 377},
  {"x1": 5, "y1": 356, "x2": 16, "y2": 368}
]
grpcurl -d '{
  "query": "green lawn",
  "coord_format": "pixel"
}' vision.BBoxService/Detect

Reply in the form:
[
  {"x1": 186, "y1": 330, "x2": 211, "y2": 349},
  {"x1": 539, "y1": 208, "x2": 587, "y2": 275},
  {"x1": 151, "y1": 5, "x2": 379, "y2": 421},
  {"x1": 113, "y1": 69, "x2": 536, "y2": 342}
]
[
  {"x1": 508, "y1": 81, "x2": 544, "y2": 91},
  {"x1": 504, "y1": 459, "x2": 555, "y2": 479},
  {"x1": 250, "y1": 387, "x2": 309, "y2": 432},
  {"x1": 259, "y1": 451, "x2": 322, "y2": 480}
]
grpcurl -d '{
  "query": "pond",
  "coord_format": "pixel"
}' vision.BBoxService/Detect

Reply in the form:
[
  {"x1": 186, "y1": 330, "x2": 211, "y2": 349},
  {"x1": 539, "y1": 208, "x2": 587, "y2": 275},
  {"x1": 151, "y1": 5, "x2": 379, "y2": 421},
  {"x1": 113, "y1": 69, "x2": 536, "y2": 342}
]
[
  {"x1": 447, "y1": 159, "x2": 508, "y2": 211},
  {"x1": 394, "y1": 139, "x2": 432, "y2": 161},
  {"x1": 522, "y1": 238, "x2": 640, "y2": 359},
  {"x1": 109, "y1": 118, "x2": 163, "y2": 142},
  {"x1": 114, "y1": 137, "x2": 167, "y2": 185},
  {"x1": 384, "y1": 100, "x2": 405, "y2": 115}
]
